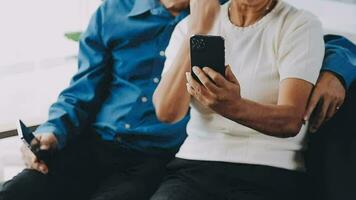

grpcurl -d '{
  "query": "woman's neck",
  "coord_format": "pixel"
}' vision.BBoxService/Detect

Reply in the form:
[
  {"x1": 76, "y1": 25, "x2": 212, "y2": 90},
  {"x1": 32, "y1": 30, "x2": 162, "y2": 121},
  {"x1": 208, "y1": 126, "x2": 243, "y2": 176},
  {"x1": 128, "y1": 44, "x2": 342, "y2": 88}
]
[{"x1": 229, "y1": 0, "x2": 275, "y2": 27}]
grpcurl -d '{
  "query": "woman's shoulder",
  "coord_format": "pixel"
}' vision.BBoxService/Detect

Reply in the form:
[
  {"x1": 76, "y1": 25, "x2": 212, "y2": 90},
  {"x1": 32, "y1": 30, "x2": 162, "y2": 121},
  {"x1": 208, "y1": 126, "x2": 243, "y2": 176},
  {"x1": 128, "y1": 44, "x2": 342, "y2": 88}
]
[
  {"x1": 278, "y1": 1, "x2": 322, "y2": 33},
  {"x1": 175, "y1": 16, "x2": 190, "y2": 35}
]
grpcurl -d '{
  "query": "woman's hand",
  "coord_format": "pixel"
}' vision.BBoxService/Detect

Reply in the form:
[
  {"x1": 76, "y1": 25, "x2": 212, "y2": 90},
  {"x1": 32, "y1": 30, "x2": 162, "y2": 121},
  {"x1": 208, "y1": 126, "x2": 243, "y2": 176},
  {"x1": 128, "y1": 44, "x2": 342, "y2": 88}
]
[
  {"x1": 187, "y1": 65, "x2": 314, "y2": 137},
  {"x1": 189, "y1": 0, "x2": 220, "y2": 34},
  {"x1": 186, "y1": 66, "x2": 242, "y2": 116}
]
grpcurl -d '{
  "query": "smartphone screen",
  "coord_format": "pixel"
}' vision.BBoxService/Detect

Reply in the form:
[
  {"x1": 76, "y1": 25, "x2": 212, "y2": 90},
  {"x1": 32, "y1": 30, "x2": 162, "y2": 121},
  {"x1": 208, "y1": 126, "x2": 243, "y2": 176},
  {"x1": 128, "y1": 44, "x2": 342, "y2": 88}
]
[{"x1": 190, "y1": 35, "x2": 225, "y2": 83}]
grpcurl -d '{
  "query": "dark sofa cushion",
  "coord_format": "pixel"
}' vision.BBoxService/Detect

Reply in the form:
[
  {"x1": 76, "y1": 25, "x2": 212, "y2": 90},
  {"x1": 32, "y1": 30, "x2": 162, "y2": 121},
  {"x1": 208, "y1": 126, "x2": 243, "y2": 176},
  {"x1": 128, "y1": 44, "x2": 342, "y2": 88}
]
[{"x1": 306, "y1": 82, "x2": 356, "y2": 200}]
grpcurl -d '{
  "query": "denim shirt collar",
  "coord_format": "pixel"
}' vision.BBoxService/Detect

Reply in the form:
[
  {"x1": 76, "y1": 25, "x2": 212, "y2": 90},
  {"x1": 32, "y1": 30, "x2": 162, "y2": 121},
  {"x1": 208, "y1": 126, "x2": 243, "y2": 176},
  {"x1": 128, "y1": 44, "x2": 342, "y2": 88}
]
[
  {"x1": 128, "y1": 0, "x2": 190, "y2": 20},
  {"x1": 128, "y1": 0, "x2": 228, "y2": 17},
  {"x1": 128, "y1": 0, "x2": 160, "y2": 17}
]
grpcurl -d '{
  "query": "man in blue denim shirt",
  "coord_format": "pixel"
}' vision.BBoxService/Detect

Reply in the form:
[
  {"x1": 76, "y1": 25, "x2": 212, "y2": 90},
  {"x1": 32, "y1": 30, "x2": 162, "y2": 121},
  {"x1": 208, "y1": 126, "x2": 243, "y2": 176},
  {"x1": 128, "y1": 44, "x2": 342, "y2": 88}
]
[{"x1": 0, "y1": 0, "x2": 355, "y2": 200}]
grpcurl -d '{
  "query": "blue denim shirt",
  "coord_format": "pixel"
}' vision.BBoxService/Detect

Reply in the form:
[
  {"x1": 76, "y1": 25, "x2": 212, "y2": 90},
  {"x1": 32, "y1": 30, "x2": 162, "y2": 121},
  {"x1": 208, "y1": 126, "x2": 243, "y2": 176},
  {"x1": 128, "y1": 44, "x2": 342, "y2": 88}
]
[
  {"x1": 35, "y1": 0, "x2": 356, "y2": 152},
  {"x1": 35, "y1": 0, "x2": 190, "y2": 152}
]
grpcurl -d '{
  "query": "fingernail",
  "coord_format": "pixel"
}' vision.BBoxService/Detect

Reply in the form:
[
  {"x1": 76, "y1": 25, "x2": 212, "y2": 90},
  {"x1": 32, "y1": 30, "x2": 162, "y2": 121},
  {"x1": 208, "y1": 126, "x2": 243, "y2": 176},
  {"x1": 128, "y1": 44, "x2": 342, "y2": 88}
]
[{"x1": 193, "y1": 67, "x2": 199, "y2": 74}]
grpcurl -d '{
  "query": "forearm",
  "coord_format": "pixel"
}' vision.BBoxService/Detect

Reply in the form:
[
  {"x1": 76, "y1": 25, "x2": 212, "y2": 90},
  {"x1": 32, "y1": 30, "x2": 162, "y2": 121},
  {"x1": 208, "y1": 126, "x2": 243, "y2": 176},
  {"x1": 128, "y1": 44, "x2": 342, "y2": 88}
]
[
  {"x1": 153, "y1": 37, "x2": 191, "y2": 123},
  {"x1": 35, "y1": 69, "x2": 109, "y2": 149},
  {"x1": 227, "y1": 99, "x2": 304, "y2": 138}
]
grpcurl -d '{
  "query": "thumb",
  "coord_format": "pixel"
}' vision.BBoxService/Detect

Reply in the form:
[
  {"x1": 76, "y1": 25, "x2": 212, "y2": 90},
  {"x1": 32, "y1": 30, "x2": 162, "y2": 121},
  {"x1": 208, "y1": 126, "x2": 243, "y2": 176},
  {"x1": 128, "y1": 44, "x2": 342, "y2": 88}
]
[
  {"x1": 35, "y1": 135, "x2": 49, "y2": 150},
  {"x1": 225, "y1": 65, "x2": 238, "y2": 84},
  {"x1": 37, "y1": 134, "x2": 57, "y2": 150},
  {"x1": 40, "y1": 143, "x2": 51, "y2": 151}
]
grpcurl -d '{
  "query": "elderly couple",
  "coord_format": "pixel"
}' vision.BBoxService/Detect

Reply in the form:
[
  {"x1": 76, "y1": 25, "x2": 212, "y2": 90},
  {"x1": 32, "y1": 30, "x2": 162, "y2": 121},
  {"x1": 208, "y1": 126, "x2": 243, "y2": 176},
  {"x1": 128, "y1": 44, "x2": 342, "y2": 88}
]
[{"x1": 1, "y1": 0, "x2": 355, "y2": 200}]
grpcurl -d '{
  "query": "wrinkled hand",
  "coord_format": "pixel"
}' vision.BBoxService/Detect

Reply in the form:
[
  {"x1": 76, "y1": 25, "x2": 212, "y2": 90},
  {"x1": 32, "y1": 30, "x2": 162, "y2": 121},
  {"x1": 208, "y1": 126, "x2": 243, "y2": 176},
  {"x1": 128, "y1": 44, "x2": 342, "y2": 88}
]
[
  {"x1": 304, "y1": 71, "x2": 346, "y2": 133},
  {"x1": 186, "y1": 65, "x2": 241, "y2": 116},
  {"x1": 189, "y1": 0, "x2": 220, "y2": 34},
  {"x1": 21, "y1": 133, "x2": 58, "y2": 174}
]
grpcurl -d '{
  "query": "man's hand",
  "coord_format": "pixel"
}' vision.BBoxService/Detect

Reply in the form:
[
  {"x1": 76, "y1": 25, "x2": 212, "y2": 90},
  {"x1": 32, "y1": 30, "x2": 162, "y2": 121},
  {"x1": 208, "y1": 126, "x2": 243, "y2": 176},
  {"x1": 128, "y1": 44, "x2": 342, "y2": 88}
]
[
  {"x1": 304, "y1": 71, "x2": 346, "y2": 133},
  {"x1": 189, "y1": 0, "x2": 220, "y2": 34},
  {"x1": 21, "y1": 133, "x2": 58, "y2": 174}
]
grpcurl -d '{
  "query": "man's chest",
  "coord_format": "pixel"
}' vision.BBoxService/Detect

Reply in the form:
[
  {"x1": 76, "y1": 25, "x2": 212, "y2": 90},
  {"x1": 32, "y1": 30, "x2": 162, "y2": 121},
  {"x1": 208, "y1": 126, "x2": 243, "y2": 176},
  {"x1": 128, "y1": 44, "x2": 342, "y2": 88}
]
[{"x1": 105, "y1": 16, "x2": 178, "y2": 80}]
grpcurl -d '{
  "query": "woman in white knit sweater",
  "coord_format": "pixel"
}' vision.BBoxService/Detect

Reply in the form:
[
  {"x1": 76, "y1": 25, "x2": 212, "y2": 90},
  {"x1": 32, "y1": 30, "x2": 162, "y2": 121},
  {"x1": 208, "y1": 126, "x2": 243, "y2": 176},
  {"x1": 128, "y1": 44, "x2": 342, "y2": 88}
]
[{"x1": 152, "y1": 0, "x2": 325, "y2": 199}]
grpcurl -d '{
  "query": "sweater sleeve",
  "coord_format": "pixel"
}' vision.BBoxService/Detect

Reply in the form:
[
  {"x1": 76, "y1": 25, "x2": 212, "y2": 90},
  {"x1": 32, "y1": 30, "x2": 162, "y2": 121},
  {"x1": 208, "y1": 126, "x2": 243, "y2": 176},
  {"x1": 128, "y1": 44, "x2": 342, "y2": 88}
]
[{"x1": 278, "y1": 11, "x2": 325, "y2": 85}]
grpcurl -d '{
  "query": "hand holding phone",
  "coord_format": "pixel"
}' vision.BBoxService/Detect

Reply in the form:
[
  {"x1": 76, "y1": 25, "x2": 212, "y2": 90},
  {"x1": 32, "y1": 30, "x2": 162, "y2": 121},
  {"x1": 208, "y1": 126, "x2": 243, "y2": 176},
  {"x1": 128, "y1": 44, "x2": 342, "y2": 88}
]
[
  {"x1": 17, "y1": 120, "x2": 57, "y2": 172},
  {"x1": 190, "y1": 35, "x2": 225, "y2": 83}
]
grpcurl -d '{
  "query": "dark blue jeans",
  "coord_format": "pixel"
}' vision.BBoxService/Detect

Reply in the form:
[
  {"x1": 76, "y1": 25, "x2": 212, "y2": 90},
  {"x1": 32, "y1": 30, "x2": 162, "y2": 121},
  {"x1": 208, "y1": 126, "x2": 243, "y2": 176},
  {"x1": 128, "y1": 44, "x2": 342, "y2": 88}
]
[
  {"x1": 151, "y1": 158, "x2": 308, "y2": 200},
  {"x1": 0, "y1": 135, "x2": 173, "y2": 200}
]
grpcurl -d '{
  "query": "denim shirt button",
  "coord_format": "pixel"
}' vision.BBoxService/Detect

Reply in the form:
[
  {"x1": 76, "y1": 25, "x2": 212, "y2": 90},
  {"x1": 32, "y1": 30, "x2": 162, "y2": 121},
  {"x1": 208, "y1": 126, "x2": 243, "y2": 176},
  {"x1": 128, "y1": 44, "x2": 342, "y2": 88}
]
[
  {"x1": 153, "y1": 77, "x2": 160, "y2": 83},
  {"x1": 159, "y1": 50, "x2": 165, "y2": 57},
  {"x1": 141, "y1": 96, "x2": 148, "y2": 103},
  {"x1": 124, "y1": 123, "x2": 131, "y2": 129}
]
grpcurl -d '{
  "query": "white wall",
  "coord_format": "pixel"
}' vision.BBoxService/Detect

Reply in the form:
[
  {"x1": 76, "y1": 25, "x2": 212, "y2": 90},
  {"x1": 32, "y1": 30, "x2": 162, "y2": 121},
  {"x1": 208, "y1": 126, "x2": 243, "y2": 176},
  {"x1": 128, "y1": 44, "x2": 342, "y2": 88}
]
[
  {"x1": 0, "y1": 0, "x2": 101, "y2": 183},
  {"x1": 0, "y1": 0, "x2": 101, "y2": 132},
  {"x1": 0, "y1": 60, "x2": 77, "y2": 182},
  {"x1": 0, "y1": 137, "x2": 24, "y2": 182},
  {"x1": 285, "y1": 0, "x2": 356, "y2": 42},
  {"x1": 0, "y1": 0, "x2": 101, "y2": 68}
]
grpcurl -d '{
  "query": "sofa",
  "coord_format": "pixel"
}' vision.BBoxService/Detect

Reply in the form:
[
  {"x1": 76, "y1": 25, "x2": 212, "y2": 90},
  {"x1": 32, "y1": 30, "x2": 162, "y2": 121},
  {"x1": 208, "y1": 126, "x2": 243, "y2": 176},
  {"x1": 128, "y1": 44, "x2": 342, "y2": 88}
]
[{"x1": 306, "y1": 82, "x2": 356, "y2": 200}]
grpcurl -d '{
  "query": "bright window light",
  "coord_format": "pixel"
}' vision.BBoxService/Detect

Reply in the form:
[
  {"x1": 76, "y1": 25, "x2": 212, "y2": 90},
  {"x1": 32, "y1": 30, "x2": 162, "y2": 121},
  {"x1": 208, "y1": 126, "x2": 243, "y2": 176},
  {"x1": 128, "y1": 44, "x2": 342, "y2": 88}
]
[{"x1": 0, "y1": 0, "x2": 101, "y2": 68}]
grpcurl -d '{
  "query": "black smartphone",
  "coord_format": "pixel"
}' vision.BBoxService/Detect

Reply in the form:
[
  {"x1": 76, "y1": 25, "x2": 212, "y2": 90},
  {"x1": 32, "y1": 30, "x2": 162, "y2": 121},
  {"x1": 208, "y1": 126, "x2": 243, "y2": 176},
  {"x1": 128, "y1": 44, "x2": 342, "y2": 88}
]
[
  {"x1": 17, "y1": 120, "x2": 54, "y2": 165},
  {"x1": 190, "y1": 35, "x2": 225, "y2": 83}
]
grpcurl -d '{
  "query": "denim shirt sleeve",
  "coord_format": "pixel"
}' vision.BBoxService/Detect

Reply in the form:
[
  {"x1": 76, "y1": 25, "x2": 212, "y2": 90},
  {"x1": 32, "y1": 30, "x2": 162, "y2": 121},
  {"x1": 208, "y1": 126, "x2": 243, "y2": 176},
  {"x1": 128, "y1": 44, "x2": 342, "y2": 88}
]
[
  {"x1": 34, "y1": 4, "x2": 111, "y2": 149},
  {"x1": 322, "y1": 35, "x2": 356, "y2": 90}
]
